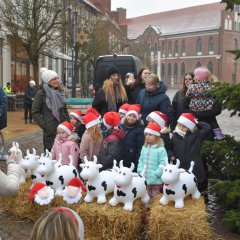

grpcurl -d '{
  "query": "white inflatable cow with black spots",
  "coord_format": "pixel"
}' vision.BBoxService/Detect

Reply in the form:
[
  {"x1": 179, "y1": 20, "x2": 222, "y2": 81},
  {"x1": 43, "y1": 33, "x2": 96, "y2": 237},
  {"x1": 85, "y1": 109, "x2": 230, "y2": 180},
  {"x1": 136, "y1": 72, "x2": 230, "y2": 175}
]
[
  {"x1": 20, "y1": 148, "x2": 45, "y2": 188},
  {"x1": 159, "y1": 159, "x2": 201, "y2": 208},
  {"x1": 80, "y1": 156, "x2": 118, "y2": 204},
  {"x1": 109, "y1": 160, "x2": 150, "y2": 211},
  {"x1": 37, "y1": 151, "x2": 78, "y2": 195}
]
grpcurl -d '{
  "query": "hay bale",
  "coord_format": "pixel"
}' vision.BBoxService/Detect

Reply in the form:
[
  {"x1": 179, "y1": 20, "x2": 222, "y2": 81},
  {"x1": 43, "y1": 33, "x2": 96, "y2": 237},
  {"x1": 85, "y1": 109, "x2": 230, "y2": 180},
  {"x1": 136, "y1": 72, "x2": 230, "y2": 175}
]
[
  {"x1": 147, "y1": 194, "x2": 213, "y2": 240},
  {"x1": 0, "y1": 180, "x2": 145, "y2": 240}
]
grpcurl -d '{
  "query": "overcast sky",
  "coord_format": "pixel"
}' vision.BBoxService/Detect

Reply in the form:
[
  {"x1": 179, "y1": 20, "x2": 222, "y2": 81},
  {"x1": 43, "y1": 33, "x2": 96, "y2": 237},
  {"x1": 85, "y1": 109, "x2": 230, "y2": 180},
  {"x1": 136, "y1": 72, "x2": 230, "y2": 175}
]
[{"x1": 111, "y1": 0, "x2": 221, "y2": 18}]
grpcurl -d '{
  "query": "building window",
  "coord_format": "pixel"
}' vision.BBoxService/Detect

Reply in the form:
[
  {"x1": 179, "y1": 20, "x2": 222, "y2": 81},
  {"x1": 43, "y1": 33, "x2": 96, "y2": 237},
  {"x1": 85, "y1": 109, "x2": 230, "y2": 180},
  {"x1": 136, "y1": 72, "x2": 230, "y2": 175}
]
[
  {"x1": 238, "y1": 22, "x2": 240, "y2": 31},
  {"x1": 225, "y1": 15, "x2": 232, "y2": 30},
  {"x1": 196, "y1": 62, "x2": 201, "y2": 68},
  {"x1": 207, "y1": 61, "x2": 213, "y2": 74},
  {"x1": 208, "y1": 36, "x2": 214, "y2": 53},
  {"x1": 196, "y1": 38, "x2": 202, "y2": 55},
  {"x1": 168, "y1": 41, "x2": 172, "y2": 57},
  {"x1": 161, "y1": 63, "x2": 165, "y2": 82},
  {"x1": 181, "y1": 63, "x2": 185, "y2": 82},
  {"x1": 162, "y1": 41, "x2": 165, "y2": 57},
  {"x1": 174, "y1": 40, "x2": 178, "y2": 56},
  {"x1": 234, "y1": 21, "x2": 237, "y2": 31},
  {"x1": 181, "y1": 40, "x2": 186, "y2": 56},
  {"x1": 167, "y1": 63, "x2": 171, "y2": 84},
  {"x1": 233, "y1": 38, "x2": 238, "y2": 49},
  {"x1": 174, "y1": 63, "x2": 178, "y2": 83}
]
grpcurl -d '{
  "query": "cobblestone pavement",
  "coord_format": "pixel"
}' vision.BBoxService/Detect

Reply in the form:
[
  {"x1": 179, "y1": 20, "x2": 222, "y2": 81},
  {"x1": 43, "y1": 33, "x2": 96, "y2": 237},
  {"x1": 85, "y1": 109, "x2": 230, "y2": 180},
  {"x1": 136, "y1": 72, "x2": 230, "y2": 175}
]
[{"x1": 0, "y1": 89, "x2": 239, "y2": 239}]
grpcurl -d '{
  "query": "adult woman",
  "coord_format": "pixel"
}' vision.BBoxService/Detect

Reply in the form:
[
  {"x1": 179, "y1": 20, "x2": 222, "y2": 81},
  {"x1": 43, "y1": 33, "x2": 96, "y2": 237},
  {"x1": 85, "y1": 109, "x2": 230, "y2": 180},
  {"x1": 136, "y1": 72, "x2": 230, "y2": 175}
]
[
  {"x1": 0, "y1": 87, "x2": 7, "y2": 130},
  {"x1": 137, "y1": 67, "x2": 150, "y2": 88},
  {"x1": 92, "y1": 65, "x2": 128, "y2": 116},
  {"x1": 137, "y1": 73, "x2": 172, "y2": 126},
  {"x1": 32, "y1": 68, "x2": 69, "y2": 151}
]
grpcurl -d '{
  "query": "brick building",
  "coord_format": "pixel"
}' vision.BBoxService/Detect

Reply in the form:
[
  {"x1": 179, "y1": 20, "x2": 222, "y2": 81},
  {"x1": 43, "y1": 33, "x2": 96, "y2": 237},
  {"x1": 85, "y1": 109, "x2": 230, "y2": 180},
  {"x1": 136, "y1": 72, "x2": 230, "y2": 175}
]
[{"x1": 121, "y1": 2, "x2": 240, "y2": 86}]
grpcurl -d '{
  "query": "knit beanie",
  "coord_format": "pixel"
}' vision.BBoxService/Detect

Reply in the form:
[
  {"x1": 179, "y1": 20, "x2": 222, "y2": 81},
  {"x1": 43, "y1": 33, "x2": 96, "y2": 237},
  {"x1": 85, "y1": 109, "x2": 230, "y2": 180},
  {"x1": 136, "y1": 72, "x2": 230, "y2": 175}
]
[
  {"x1": 194, "y1": 67, "x2": 210, "y2": 81},
  {"x1": 42, "y1": 69, "x2": 59, "y2": 84},
  {"x1": 106, "y1": 65, "x2": 120, "y2": 79}
]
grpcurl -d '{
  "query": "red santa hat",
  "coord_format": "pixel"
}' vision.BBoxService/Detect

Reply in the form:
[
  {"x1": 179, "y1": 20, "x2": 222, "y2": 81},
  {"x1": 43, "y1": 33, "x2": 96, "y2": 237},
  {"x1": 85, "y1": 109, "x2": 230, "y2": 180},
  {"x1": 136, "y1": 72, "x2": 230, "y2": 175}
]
[
  {"x1": 126, "y1": 104, "x2": 141, "y2": 119},
  {"x1": 58, "y1": 121, "x2": 74, "y2": 135},
  {"x1": 67, "y1": 177, "x2": 86, "y2": 192},
  {"x1": 29, "y1": 182, "x2": 46, "y2": 201},
  {"x1": 85, "y1": 108, "x2": 100, "y2": 118},
  {"x1": 103, "y1": 112, "x2": 120, "y2": 128},
  {"x1": 177, "y1": 113, "x2": 198, "y2": 131},
  {"x1": 144, "y1": 122, "x2": 161, "y2": 136},
  {"x1": 82, "y1": 113, "x2": 101, "y2": 129},
  {"x1": 119, "y1": 103, "x2": 130, "y2": 115},
  {"x1": 69, "y1": 110, "x2": 83, "y2": 122},
  {"x1": 147, "y1": 111, "x2": 168, "y2": 128}
]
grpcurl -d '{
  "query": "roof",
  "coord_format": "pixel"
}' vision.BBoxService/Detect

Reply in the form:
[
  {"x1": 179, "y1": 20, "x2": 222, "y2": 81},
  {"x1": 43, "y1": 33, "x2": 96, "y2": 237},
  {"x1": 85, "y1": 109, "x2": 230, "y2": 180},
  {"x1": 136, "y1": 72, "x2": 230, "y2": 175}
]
[{"x1": 122, "y1": 2, "x2": 226, "y2": 39}]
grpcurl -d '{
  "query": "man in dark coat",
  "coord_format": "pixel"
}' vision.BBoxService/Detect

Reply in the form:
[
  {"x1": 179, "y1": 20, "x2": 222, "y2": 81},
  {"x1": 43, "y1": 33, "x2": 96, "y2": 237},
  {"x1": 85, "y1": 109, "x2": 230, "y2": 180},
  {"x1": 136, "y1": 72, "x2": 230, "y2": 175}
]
[{"x1": 0, "y1": 87, "x2": 7, "y2": 130}]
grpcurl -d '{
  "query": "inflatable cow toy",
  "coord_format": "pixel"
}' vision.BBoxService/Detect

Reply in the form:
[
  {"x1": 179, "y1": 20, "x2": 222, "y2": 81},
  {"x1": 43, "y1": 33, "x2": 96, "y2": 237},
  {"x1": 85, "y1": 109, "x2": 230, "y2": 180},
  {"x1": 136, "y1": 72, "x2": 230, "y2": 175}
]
[
  {"x1": 8, "y1": 142, "x2": 29, "y2": 184},
  {"x1": 159, "y1": 159, "x2": 201, "y2": 208},
  {"x1": 37, "y1": 151, "x2": 78, "y2": 195},
  {"x1": 80, "y1": 156, "x2": 118, "y2": 203},
  {"x1": 109, "y1": 161, "x2": 150, "y2": 211},
  {"x1": 20, "y1": 148, "x2": 46, "y2": 188}
]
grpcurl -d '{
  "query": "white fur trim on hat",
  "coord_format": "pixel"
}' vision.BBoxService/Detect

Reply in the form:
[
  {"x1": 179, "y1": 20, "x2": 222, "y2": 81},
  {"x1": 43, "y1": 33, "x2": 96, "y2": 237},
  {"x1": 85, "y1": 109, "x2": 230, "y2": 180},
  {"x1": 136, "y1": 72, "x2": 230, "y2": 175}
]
[
  {"x1": 147, "y1": 112, "x2": 165, "y2": 128},
  {"x1": 144, "y1": 128, "x2": 160, "y2": 136},
  {"x1": 58, "y1": 124, "x2": 72, "y2": 135},
  {"x1": 70, "y1": 112, "x2": 82, "y2": 122},
  {"x1": 126, "y1": 110, "x2": 139, "y2": 119},
  {"x1": 119, "y1": 109, "x2": 127, "y2": 115},
  {"x1": 178, "y1": 116, "x2": 196, "y2": 131},
  {"x1": 85, "y1": 118, "x2": 101, "y2": 129}
]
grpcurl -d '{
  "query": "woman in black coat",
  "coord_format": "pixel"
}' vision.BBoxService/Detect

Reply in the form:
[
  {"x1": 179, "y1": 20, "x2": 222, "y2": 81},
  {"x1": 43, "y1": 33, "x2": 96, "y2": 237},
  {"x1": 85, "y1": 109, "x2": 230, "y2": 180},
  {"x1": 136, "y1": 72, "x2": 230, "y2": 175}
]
[{"x1": 0, "y1": 87, "x2": 7, "y2": 130}]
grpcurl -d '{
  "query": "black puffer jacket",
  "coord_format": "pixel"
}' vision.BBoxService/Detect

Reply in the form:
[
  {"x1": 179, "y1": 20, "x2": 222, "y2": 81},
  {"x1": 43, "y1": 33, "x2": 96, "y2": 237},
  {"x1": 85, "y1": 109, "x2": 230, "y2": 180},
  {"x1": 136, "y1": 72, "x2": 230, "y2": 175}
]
[{"x1": 168, "y1": 121, "x2": 211, "y2": 183}]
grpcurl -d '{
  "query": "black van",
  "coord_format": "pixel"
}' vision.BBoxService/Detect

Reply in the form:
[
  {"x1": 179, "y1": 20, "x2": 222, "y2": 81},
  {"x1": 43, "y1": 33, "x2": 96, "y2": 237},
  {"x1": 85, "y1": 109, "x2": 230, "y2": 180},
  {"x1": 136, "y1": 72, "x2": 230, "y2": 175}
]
[{"x1": 93, "y1": 54, "x2": 142, "y2": 90}]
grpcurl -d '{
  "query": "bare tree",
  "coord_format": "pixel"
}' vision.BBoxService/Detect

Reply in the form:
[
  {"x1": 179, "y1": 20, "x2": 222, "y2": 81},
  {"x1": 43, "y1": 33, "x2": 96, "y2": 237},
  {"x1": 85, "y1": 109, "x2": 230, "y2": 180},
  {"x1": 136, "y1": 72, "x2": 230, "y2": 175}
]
[{"x1": 0, "y1": 0, "x2": 67, "y2": 84}]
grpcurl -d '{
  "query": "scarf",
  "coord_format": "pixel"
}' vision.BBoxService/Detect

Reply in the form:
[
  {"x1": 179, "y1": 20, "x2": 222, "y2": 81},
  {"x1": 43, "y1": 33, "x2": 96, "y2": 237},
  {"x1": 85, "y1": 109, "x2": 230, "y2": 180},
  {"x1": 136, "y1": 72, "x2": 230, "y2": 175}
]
[
  {"x1": 174, "y1": 125, "x2": 186, "y2": 138},
  {"x1": 43, "y1": 83, "x2": 66, "y2": 122},
  {"x1": 107, "y1": 83, "x2": 120, "y2": 112}
]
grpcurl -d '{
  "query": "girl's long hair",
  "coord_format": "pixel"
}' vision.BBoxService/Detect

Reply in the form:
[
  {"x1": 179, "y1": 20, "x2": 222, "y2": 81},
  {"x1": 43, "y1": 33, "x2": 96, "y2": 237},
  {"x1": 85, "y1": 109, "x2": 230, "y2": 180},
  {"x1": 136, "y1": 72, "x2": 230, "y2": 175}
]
[
  {"x1": 87, "y1": 125, "x2": 102, "y2": 142},
  {"x1": 103, "y1": 78, "x2": 128, "y2": 103},
  {"x1": 180, "y1": 72, "x2": 194, "y2": 98},
  {"x1": 144, "y1": 136, "x2": 163, "y2": 147}
]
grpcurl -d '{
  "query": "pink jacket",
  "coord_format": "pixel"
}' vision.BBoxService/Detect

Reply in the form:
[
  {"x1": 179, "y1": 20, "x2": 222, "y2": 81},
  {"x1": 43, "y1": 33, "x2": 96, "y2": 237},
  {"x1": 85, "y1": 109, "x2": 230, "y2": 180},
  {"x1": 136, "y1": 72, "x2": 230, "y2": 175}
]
[
  {"x1": 51, "y1": 136, "x2": 79, "y2": 168},
  {"x1": 79, "y1": 131, "x2": 101, "y2": 162}
]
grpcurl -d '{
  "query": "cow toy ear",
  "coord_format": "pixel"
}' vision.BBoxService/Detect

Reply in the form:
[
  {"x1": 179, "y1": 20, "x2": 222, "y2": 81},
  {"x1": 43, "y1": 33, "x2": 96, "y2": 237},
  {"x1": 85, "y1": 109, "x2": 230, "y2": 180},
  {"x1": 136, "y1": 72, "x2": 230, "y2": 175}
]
[
  {"x1": 97, "y1": 164, "x2": 103, "y2": 169},
  {"x1": 177, "y1": 168, "x2": 185, "y2": 173},
  {"x1": 79, "y1": 163, "x2": 84, "y2": 168},
  {"x1": 132, "y1": 172, "x2": 139, "y2": 177}
]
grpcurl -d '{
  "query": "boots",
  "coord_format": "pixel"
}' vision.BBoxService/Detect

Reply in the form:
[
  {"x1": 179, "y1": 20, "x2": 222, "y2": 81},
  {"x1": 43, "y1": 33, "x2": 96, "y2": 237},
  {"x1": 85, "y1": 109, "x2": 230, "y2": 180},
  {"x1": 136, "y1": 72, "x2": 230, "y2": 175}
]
[{"x1": 213, "y1": 128, "x2": 225, "y2": 140}]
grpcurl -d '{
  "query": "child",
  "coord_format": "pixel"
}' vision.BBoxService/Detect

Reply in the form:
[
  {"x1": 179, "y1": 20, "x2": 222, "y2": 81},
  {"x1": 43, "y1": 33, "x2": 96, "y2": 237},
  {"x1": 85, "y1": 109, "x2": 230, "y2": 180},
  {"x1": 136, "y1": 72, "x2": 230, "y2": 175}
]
[
  {"x1": 169, "y1": 113, "x2": 211, "y2": 193},
  {"x1": 98, "y1": 111, "x2": 125, "y2": 170},
  {"x1": 30, "y1": 207, "x2": 84, "y2": 240},
  {"x1": 186, "y1": 67, "x2": 224, "y2": 140},
  {"x1": 146, "y1": 111, "x2": 171, "y2": 157},
  {"x1": 137, "y1": 122, "x2": 167, "y2": 199},
  {"x1": 69, "y1": 110, "x2": 86, "y2": 144},
  {"x1": 118, "y1": 103, "x2": 130, "y2": 120},
  {"x1": 80, "y1": 112, "x2": 102, "y2": 162},
  {"x1": 121, "y1": 104, "x2": 144, "y2": 171},
  {"x1": 51, "y1": 121, "x2": 79, "y2": 168}
]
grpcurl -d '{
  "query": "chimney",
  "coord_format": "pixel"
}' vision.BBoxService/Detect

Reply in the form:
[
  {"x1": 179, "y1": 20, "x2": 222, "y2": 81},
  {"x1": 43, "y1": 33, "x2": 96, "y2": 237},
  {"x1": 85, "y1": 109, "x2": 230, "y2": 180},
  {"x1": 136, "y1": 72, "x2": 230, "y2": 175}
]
[{"x1": 117, "y1": 7, "x2": 127, "y2": 22}]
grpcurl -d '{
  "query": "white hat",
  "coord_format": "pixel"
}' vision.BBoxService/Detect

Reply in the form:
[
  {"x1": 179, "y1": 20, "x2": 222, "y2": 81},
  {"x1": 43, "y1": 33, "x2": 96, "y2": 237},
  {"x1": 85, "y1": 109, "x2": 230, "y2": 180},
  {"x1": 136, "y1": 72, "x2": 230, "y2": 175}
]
[
  {"x1": 29, "y1": 80, "x2": 36, "y2": 86},
  {"x1": 42, "y1": 69, "x2": 59, "y2": 84},
  {"x1": 177, "y1": 113, "x2": 198, "y2": 131}
]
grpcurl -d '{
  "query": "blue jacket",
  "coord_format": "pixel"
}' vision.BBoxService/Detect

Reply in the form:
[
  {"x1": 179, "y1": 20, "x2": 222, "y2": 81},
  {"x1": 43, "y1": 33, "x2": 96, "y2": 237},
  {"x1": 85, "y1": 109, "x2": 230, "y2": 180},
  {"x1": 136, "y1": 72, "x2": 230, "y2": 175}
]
[
  {"x1": 137, "y1": 82, "x2": 172, "y2": 126},
  {"x1": 0, "y1": 88, "x2": 7, "y2": 130},
  {"x1": 137, "y1": 144, "x2": 167, "y2": 185}
]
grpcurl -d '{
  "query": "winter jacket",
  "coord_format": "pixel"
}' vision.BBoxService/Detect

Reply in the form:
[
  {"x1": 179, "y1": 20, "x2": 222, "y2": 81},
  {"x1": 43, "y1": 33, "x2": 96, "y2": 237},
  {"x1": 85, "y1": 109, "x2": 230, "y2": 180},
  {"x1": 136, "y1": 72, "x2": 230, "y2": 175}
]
[
  {"x1": 24, "y1": 85, "x2": 36, "y2": 105},
  {"x1": 32, "y1": 88, "x2": 69, "y2": 151},
  {"x1": 92, "y1": 88, "x2": 127, "y2": 116},
  {"x1": 51, "y1": 136, "x2": 79, "y2": 168},
  {"x1": 137, "y1": 144, "x2": 167, "y2": 185},
  {"x1": 169, "y1": 121, "x2": 211, "y2": 183},
  {"x1": 0, "y1": 87, "x2": 7, "y2": 130},
  {"x1": 137, "y1": 82, "x2": 172, "y2": 126},
  {"x1": 0, "y1": 163, "x2": 20, "y2": 196},
  {"x1": 171, "y1": 90, "x2": 222, "y2": 131},
  {"x1": 98, "y1": 127, "x2": 125, "y2": 170},
  {"x1": 121, "y1": 121, "x2": 144, "y2": 171},
  {"x1": 79, "y1": 131, "x2": 101, "y2": 162},
  {"x1": 125, "y1": 83, "x2": 143, "y2": 104}
]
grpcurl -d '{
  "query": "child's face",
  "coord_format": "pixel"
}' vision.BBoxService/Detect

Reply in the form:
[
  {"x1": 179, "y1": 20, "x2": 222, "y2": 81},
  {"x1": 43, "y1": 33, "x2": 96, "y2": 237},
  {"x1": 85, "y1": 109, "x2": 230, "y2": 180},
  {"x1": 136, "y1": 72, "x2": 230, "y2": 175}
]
[
  {"x1": 145, "y1": 133, "x2": 157, "y2": 145},
  {"x1": 57, "y1": 128, "x2": 69, "y2": 140},
  {"x1": 70, "y1": 116, "x2": 80, "y2": 127},
  {"x1": 147, "y1": 117, "x2": 154, "y2": 124},
  {"x1": 126, "y1": 113, "x2": 137, "y2": 124},
  {"x1": 177, "y1": 123, "x2": 189, "y2": 132},
  {"x1": 119, "y1": 112, "x2": 126, "y2": 119}
]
